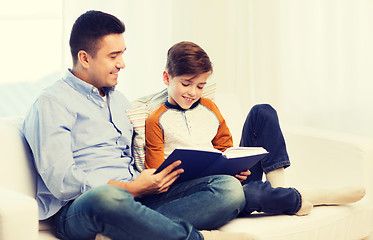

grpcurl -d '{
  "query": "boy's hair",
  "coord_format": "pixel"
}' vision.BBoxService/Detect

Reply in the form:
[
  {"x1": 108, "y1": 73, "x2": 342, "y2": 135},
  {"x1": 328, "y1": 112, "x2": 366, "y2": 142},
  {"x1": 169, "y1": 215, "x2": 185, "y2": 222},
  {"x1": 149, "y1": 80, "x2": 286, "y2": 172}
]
[
  {"x1": 166, "y1": 41, "x2": 213, "y2": 77},
  {"x1": 69, "y1": 10, "x2": 125, "y2": 65}
]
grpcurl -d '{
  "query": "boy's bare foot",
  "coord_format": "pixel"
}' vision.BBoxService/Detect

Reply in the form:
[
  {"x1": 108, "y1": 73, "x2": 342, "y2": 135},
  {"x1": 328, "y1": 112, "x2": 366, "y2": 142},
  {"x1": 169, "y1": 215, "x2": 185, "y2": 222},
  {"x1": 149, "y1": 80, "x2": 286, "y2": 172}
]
[
  {"x1": 296, "y1": 200, "x2": 313, "y2": 216},
  {"x1": 95, "y1": 234, "x2": 111, "y2": 240}
]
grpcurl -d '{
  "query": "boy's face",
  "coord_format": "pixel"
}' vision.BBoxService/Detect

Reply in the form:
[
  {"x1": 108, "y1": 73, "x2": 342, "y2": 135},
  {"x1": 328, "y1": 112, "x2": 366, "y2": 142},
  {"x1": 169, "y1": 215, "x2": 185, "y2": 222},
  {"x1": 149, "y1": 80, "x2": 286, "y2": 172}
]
[
  {"x1": 85, "y1": 34, "x2": 126, "y2": 95},
  {"x1": 164, "y1": 71, "x2": 211, "y2": 109}
]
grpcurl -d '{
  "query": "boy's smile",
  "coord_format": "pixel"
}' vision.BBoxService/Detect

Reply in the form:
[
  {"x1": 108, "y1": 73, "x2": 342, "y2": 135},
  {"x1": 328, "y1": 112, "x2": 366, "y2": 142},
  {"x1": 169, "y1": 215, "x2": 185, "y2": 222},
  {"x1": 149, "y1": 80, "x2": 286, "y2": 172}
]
[{"x1": 164, "y1": 71, "x2": 211, "y2": 109}]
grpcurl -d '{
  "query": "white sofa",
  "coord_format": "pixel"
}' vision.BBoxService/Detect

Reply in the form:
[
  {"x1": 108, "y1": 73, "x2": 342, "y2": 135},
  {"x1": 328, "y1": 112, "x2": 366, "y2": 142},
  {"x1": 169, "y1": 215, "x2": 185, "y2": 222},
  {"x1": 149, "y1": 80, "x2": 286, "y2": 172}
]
[{"x1": 1, "y1": 94, "x2": 373, "y2": 239}]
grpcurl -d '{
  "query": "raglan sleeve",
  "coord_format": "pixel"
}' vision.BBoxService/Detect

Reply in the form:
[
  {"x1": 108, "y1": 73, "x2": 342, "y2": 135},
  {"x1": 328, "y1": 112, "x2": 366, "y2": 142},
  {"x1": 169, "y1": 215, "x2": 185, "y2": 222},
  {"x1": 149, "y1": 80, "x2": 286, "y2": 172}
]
[
  {"x1": 145, "y1": 108, "x2": 166, "y2": 169},
  {"x1": 204, "y1": 99, "x2": 234, "y2": 151}
]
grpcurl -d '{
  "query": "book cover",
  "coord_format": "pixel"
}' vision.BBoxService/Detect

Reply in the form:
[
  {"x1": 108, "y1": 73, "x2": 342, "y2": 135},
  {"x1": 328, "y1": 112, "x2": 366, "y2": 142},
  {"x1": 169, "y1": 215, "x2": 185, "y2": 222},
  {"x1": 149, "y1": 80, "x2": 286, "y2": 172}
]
[{"x1": 155, "y1": 147, "x2": 268, "y2": 183}]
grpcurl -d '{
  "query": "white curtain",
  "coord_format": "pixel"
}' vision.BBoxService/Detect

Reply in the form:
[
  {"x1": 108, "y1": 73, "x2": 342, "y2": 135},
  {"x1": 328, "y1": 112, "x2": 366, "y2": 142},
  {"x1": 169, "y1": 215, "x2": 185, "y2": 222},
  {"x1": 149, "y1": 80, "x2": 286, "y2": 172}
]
[{"x1": 246, "y1": 0, "x2": 373, "y2": 137}]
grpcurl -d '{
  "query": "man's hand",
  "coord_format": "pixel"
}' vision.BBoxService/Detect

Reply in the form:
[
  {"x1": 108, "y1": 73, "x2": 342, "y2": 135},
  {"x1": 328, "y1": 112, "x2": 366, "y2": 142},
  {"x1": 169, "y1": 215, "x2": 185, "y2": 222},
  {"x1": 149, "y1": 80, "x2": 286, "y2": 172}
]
[
  {"x1": 108, "y1": 161, "x2": 184, "y2": 198},
  {"x1": 235, "y1": 169, "x2": 251, "y2": 182}
]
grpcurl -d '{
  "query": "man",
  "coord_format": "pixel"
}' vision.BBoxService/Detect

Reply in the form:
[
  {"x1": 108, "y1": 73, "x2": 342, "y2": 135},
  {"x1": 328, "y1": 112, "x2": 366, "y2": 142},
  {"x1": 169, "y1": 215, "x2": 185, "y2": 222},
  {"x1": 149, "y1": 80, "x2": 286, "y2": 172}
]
[{"x1": 22, "y1": 10, "x2": 251, "y2": 240}]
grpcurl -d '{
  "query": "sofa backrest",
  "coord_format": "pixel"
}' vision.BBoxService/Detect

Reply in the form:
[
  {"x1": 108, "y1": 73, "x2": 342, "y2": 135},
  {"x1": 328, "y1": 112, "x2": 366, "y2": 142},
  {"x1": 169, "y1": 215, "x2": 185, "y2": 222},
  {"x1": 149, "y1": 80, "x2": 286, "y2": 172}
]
[{"x1": 0, "y1": 117, "x2": 37, "y2": 198}]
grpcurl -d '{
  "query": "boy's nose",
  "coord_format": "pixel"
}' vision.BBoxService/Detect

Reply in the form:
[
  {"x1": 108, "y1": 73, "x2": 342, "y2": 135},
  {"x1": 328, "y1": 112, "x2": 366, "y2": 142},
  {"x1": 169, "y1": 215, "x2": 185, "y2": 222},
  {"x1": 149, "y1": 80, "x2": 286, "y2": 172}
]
[{"x1": 188, "y1": 87, "x2": 197, "y2": 96}]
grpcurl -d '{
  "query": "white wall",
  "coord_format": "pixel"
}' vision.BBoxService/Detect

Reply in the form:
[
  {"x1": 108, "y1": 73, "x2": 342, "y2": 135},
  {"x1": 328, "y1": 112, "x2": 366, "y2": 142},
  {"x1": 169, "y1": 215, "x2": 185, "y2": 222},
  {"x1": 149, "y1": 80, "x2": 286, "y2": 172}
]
[{"x1": 0, "y1": 0, "x2": 63, "y2": 83}]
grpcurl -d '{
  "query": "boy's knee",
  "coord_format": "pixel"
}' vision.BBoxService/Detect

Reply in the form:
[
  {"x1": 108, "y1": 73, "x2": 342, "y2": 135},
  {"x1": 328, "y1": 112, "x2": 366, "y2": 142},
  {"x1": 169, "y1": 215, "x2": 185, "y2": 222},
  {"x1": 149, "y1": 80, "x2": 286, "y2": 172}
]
[
  {"x1": 249, "y1": 104, "x2": 278, "y2": 123},
  {"x1": 252, "y1": 104, "x2": 276, "y2": 117}
]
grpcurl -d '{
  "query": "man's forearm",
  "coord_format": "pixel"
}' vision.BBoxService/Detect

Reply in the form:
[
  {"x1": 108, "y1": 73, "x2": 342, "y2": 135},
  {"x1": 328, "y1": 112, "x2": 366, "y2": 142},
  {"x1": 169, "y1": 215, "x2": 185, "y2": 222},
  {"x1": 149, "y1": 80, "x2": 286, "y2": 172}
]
[{"x1": 107, "y1": 180, "x2": 142, "y2": 198}]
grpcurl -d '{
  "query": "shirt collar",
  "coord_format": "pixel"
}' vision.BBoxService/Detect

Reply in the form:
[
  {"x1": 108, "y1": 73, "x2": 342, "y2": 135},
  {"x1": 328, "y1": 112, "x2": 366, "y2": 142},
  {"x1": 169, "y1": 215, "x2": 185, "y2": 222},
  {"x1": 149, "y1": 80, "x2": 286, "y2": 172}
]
[
  {"x1": 165, "y1": 98, "x2": 201, "y2": 111},
  {"x1": 64, "y1": 69, "x2": 114, "y2": 97},
  {"x1": 63, "y1": 69, "x2": 114, "y2": 107}
]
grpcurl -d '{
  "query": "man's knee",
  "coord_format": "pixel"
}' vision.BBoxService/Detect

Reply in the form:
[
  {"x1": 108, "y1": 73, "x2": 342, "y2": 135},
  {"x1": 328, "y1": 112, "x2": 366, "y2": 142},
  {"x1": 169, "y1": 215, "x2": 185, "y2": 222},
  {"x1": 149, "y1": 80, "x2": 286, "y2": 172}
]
[
  {"x1": 84, "y1": 185, "x2": 135, "y2": 214},
  {"x1": 209, "y1": 175, "x2": 245, "y2": 210}
]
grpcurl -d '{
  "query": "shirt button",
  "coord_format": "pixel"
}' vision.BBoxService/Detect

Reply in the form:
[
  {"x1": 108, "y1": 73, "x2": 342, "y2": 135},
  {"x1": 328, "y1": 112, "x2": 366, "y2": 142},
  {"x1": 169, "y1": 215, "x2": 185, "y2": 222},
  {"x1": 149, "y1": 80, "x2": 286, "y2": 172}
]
[
  {"x1": 100, "y1": 103, "x2": 104, "y2": 107},
  {"x1": 93, "y1": 88, "x2": 97, "y2": 92}
]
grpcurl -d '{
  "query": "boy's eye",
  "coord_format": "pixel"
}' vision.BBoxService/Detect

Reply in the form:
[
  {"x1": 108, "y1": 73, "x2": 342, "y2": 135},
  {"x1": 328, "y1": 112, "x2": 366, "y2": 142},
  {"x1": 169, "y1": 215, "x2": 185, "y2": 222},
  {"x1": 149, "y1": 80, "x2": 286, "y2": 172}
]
[
  {"x1": 197, "y1": 86, "x2": 204, "y2": 90},
  {"x1": 181, "y1": 83, "x2": 189, "y2": 87}
]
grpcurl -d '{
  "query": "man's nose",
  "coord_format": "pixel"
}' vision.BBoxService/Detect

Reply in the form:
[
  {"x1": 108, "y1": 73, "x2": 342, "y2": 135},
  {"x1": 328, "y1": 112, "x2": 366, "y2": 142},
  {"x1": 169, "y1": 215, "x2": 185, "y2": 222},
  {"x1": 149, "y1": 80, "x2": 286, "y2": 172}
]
[{"x1": 116, "y1": 56, "x2": 125, "y2": 69}]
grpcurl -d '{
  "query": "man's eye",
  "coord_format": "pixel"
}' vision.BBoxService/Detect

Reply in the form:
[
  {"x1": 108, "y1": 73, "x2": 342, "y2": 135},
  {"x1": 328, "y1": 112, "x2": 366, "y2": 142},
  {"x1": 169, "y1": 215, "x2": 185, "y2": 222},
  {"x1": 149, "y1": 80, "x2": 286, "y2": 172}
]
[
  {"x1": 181, "y1": 83, "x2": 189, "y2": 87},
  {"x1": 198, "y1": 86, "x2": 204, "y2": 90}
]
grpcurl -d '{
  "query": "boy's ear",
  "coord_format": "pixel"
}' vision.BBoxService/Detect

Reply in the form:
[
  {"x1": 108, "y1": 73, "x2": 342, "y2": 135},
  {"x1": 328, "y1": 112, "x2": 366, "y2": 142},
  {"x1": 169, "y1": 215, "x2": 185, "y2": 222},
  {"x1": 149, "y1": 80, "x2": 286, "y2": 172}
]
[
  {"x1": 163, "y1": 71, "x2": 170, "y2": 85},
  {"x1": 77, "y1": 50, "x2": 90, "y2": 69}
]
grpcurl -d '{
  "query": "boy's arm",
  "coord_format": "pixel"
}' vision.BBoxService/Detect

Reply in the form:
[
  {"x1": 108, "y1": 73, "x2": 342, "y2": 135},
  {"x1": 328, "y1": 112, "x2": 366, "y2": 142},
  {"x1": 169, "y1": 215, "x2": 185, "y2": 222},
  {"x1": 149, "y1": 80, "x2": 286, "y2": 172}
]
[
  {"x1": 201, "y1": 98, "x2": 250, "y2": 181},
  {"x1": 145, "y1": 110, "x2": 166, "y2": 169},
  {"x1": 201, "y1": 98, "x2": 234, "y2": 151}
]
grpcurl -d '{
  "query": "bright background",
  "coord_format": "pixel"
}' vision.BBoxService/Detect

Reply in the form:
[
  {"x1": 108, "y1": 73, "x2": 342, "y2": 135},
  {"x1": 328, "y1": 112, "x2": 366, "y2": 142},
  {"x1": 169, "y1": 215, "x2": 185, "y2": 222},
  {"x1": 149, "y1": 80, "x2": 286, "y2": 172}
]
[{"x1": 1, "y1": 0, "x2": 372, "y2": 138}]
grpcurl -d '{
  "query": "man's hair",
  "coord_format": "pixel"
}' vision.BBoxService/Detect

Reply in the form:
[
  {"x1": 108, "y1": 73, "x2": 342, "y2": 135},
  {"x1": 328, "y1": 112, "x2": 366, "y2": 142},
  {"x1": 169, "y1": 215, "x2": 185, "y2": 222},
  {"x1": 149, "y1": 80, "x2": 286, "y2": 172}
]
[
  {"x1": 166, "y1": 41, "x2": 213, "y2": 77},
  {"x1": 69, "y1": 10, "x2": 125, "y2": 64}
]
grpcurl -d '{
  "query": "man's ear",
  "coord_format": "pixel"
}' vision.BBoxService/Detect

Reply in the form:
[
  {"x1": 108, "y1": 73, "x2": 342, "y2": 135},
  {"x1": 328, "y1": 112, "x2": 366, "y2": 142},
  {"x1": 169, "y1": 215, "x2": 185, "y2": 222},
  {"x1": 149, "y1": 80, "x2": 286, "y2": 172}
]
[
  {"x1": 77, "y1": 50, "x2": 90, "y2": 69},
  {"x1": 163, "y1": 71, "x2": 170, "y2": 85}
]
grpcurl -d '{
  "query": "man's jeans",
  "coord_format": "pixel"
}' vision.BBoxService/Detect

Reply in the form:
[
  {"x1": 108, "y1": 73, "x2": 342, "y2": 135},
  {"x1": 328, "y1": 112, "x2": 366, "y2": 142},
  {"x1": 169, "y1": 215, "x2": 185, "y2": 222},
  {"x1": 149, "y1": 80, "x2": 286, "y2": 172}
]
[
  {"x1": 54, "y1": 175, "x2": 245, "y2": 240},
  {"x1": 240, "y1": 104, "x2": 302, "y2": 215}
]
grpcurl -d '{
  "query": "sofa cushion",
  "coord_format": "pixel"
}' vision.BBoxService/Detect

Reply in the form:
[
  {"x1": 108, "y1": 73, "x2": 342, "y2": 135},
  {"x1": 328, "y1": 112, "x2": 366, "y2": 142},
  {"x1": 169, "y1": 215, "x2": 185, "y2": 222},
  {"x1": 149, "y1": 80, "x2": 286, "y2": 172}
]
[{"x1": 220, "y1": 200, "x2": 373, "y2": 239}]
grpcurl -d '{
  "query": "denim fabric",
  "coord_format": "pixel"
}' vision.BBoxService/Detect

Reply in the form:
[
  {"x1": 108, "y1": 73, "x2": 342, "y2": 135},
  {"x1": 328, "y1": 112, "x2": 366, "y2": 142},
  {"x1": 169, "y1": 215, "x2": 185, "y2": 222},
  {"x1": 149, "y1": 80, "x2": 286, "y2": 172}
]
[
  {"x1": 240, "y1": 104, "x2": 291, "y2": 180},
  {"x1": 240, "y1": 181, "x2": 302, "y2": 215},
  {"x1": 54, "y1": 175, "x2": 245, "y2": 240},
  {"x1": 239, "y1": 104, "x2": 301, "y2": 215}
]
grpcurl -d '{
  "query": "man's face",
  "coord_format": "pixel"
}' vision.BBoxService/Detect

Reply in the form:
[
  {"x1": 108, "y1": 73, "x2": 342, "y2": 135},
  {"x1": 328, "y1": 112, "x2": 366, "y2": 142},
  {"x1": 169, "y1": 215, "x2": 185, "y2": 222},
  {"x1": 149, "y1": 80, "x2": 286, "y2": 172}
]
[
  {"x1": 164, "y1": 71, "x2": 211, "y2": 109},
  {"x1": 86, "y1": 34, "x2": 126, "y2": 94}
]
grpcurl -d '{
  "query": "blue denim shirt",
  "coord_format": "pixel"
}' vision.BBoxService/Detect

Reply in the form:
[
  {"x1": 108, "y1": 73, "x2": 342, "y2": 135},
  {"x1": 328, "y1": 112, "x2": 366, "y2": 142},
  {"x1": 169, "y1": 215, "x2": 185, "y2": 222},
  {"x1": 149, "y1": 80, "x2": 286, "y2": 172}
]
[{"x1": 22, "y1": 70, "x2": 139, "y2": 220}]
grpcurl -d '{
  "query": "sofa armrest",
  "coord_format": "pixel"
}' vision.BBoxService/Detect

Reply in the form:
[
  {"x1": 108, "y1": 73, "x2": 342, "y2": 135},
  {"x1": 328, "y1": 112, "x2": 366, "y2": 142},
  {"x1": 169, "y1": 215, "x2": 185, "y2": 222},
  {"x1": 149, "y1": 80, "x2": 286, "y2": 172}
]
[
  {"x1": 284, "y1": 126, "x2": 373, "y2": 200},
  {"x1": 0, "y1": 187, "x2": 38, "y2": 240}
]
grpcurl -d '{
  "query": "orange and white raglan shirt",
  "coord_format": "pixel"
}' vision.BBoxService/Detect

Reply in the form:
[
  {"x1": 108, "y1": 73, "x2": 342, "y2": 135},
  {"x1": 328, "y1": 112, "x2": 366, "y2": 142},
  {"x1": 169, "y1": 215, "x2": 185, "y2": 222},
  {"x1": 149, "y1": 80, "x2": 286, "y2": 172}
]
[{"x1": 145, "y1": 97, "x2": 233, "y2": 169}]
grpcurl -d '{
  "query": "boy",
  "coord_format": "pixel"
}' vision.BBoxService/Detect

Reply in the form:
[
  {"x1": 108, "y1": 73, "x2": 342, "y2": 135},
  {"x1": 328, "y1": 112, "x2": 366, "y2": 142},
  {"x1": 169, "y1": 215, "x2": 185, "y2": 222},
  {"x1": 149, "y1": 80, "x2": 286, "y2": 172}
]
[{"x1": 145, "y1": 41, "x2": 366, "y2": 217}]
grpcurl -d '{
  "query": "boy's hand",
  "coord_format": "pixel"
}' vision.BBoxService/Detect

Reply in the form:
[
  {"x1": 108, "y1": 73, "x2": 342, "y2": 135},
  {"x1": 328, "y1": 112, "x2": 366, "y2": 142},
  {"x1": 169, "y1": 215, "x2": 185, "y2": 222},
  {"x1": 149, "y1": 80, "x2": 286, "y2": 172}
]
[
  {"x1": 109, "y1": 161, "x2": 184, "y2": 197},
  {"x1": 235, "y1": 169, "x2": 251, "y2": 182}
]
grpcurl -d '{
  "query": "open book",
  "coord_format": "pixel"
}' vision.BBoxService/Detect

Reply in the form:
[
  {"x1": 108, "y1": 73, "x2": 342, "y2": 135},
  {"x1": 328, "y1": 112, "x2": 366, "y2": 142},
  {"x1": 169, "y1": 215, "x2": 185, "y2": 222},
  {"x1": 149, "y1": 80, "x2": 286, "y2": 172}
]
[{"x1": 154, "y1": 147, "x2": 268, "y2": 183}]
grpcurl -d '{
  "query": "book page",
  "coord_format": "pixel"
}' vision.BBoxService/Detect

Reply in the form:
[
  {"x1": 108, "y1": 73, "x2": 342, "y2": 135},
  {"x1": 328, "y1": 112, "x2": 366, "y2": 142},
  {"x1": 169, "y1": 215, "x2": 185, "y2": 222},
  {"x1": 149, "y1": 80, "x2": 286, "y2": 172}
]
[{"x1": 223, "y1": 147, "x2": 268, "y2": 158}]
